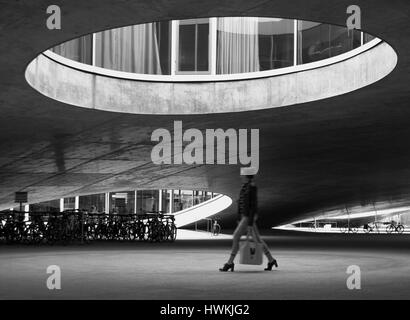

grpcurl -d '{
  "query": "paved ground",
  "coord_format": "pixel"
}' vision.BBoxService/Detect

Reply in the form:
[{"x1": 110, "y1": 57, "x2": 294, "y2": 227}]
[{"x1": 0, "y1": 230, "x2": 409, "y2": 300}]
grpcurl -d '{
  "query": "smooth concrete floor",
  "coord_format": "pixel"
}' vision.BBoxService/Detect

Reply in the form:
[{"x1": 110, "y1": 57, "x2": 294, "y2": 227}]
[{"x1": 1, "y1": 231, "x2": 410, "y2": 300}]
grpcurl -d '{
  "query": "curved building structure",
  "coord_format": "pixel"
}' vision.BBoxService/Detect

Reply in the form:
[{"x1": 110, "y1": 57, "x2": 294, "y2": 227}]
[{"x1": 0, "y1": 1, "x2": 409, "y2": 230}]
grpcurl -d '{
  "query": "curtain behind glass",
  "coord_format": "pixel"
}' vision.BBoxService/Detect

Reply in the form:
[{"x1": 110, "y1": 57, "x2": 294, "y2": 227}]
[
  {"x1": 52, "y1": 35, "x2": 92, "y2": 64},
  {"x1": 95, "y1": 24, "x2": 162, "y2": 74},
  {"x1": 217, "y1": 17, "x2": 260, "y2": 74}
]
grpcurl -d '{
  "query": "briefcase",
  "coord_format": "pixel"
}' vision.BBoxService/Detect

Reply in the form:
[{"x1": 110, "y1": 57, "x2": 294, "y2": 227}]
[{"x1": 239, "y1": 228, "x2": 263, "y2": 265}]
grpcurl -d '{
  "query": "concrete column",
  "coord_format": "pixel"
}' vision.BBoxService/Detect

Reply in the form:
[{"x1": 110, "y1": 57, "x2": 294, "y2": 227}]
[
  {"x1": 75, "y1": 196, "x2": 79, "y2": 210},
  {"x1": 60, "y1": 198, "x2": 64, "y2": 212},
  {"x1": 170, "y1": 190, "x2": 174, "y2": 214},
  {"x1": 24, "y1": 204, "x2": 29, "y2": 221},
  {"x1": 210, "y1": 18, "x2": 217, "y2": 75},
  {"x1": 171, "y1": 21, "x2": 177, "y2": 75},
  {"x1": 105, "y1": 193, "x2": 110, "y2": 213},
  {"x1": 158, "y1": 189, "x2": 162, "y2": 212},
  {"x1": 293, "y1": 19, "x2": 298, "y2": 66},
  {"x1": 134, "y1": 190, "x2": 137, "y2": 214}
]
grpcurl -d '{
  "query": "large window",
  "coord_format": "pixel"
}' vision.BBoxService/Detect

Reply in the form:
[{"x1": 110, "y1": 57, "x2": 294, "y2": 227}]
[
  {"x1": 110, "y1": 191, "x2": 135, "y2": 214},
  {"x1": 52, "y1": 34, "x2": 92, "y2": 64},
  {"x1": 50, "y1": 18, "x2": 373, "y2": 76},
  {"x1": 258, "y1": 18, "x2": 294, "y2": 70},
  {"x1": 63, "y1": 197, "x2": 76, "y2": 211},
  {"x1": 155, "y1": 22, "x2": 172, "y2": 75},
  {"x1": 30, "y1": 200, "x2": 60, "y2": 213},
  {"x1": 79, "y1": 193, "x2": 105, "y2": 213},
  {"x1": 297, "y1": 21, "x2": 361, "y2": 64},
  {"x1": 217, "y1": 17, "x2": 259, "y2": 74},
  {"x1": 177, "y1": 19, "x2": 210, "y2": 73},
  {"x1": 95, "y1": 22, "x2": 171, "y2": 74},
  {"x1": 137, "y1": 190, "x2": 159, "y2": 214},
  {"x1": 364, "y1": 33, "x2": 375, "y2": 44}
]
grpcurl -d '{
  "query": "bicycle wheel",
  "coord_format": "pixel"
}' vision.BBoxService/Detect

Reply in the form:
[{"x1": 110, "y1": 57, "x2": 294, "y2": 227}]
[
  {"x1": 171, "y1": 225, "x2": 177, "y2": 241},
  {"x1": 386, "y1": 225, "x2": 394, "y2": 233},
  {"x1": 397, "y1": 225, "x2": 405, "y2": 234},
  {"x1": 25, "y1": 225, "x2": 42, "y2": 244},
  {"x1": 134, "y1": 222, "x2": 145, "y2": 241}
]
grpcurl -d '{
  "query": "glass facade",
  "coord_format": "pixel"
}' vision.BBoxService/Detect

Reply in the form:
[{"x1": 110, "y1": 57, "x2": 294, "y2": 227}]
[
  {"x1": 79, "y1": 193, "x2": 105, "y2": 213},
  {"x1": 52, "y1": 34, "x2": 92, "y2": 64},
  {"x1": 180, "y1": 190, "x2": 194, "y2": 210},
  {"x1": 110, "y1": 191, "x2": 135, "y2": 214},
  {"x1": 50, "y1": 17, "x2": 375, "y2": 75},
  {"x1": 30, "y1": 199, "x2": 60, "y2": 213},
  {"x1": 297, "y1": 21, "x2": 361, "y2": 64},
  {"x1": 258, "y1": 18, "x2": 294, "y2": 71},
  {"x1": 27, "y1": 188, "x2": 217, "y2": 215},
  {"x1": 94, "y1": 22, "x2": 171, "y2": 74},
  {"x1": 178, "y1": 19, "x2": 210, "y2": 73},
  {"x1": 137, "y1": 190, "x2": 159, "y2": 214},
  {"x1": 364, "y1": 33, "x2": 376, "y2": 44},
  {"x1": 63, "y1": 197, "x2": 76, "y2": 210}
]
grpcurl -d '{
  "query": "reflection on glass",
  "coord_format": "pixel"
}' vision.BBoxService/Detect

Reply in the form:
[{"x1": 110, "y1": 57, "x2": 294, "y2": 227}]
[
  {"x1": 161, "y1": 190, "x2": 169, "y2": 213},
  {"x1": 180, "y1": 190, "x2": 194, "y2": 210},
  {"x1": 95, "y1": 22, "x2": 170, "y2": 74},
  {"x1": 63, "y1": 197, "x2": 75, "y2": 211},
  {"x1": 364, "y1": 33, "x2": 375, "y2": 44},
  {"x1": 110, "y1": 191, "x2": 135, "y2": 214},
  {"x1": 79, "y1": 193, "x2": 105, "y2": 213},
  {"x1": 297, "y1": 21, "x2": 361, "y2": 64},
  {"x1": 173, "y1": 190, "x2": 181, "y2": 212},
  {"x1": 178, "y1": 19, "x2": 209, "y2": 72},
  {"x1": 30, "y1": 200, "x2": 60, "y2": 213},
  {"x1": 27, "y1": 189, "x2": 219, "y2": 216},
  {"x1": 193, "y1": 191, "x2": 203, "y2": 205},
  {"x1": 50, "y1": 18, "x2": 370, "y2": 75},
  {"x1": 52, "y1": 34, "x2": 92, "y2": 64},
  {"x1": 156, "y1": 22, "x2": 171, "y2": 75},
  {"x1": 204, "y1": 191, "x2": 212, "y2": 201},
  {"x1": 258, "y1": 18, "x2": 294, "y2": 70},
  {"x1": 137, "y1": 190, "x2": 159, "y2": 213}
]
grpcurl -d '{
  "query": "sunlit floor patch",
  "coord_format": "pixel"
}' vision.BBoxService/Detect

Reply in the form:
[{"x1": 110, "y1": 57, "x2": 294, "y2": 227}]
[
  {"x1": 176, "y1": 229, "x2": 231, "y2": 240},
  {"x1": 274, "y1": 225, "x2": 410, "y2": 234}
]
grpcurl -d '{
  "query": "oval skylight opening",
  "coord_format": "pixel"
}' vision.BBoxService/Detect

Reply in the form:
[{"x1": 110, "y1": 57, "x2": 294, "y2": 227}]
[{"x1": 25, "y1": 17, "x2": 397, "y2": 114}]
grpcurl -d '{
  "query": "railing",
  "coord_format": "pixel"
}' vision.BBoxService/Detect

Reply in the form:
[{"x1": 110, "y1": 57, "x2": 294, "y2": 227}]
[{"x1": 0, "y1": 210, "x2": 177, "y2": 245}]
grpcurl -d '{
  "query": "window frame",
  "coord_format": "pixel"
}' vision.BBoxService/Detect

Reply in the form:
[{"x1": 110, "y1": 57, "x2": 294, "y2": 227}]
[{"x1": 175, "y1": 18, "x2": 214, "y2": 75}]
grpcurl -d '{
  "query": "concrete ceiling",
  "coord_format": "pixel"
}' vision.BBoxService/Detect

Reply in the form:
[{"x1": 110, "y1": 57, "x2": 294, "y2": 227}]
[{"x1": 0, "y1": 0, "x2": 410, "y2": 227}]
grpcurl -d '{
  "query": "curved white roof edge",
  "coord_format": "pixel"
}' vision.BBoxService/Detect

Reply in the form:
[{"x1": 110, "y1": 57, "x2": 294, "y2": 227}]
[
  {"x1": 174, "y1": 194, "x2": 232, "y2": 228},
  {"x1": 26, "y1": 39, "x2": 396, "y2": 115}
]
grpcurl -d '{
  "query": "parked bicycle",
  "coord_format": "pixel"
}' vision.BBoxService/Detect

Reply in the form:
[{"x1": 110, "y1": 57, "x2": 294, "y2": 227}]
[
  {"x1": 340, "y1": 225, "x2": 358, "y2": 233},
  {"x1": 385, "y1": 221, "x2": 405, "y2": 234},
  {"x1": 363, "y1": 223, "x2": 380, "y2": 233},
  {"x1": 0, "y1": 210, "x2": 178, "y2": 245}
]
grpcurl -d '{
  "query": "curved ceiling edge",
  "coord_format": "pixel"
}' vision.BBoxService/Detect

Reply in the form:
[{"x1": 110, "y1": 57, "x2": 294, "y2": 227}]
[{"x1": 25, "y1": 41, "x2": 397, "y2": 115}]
